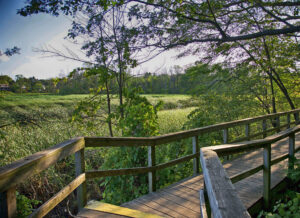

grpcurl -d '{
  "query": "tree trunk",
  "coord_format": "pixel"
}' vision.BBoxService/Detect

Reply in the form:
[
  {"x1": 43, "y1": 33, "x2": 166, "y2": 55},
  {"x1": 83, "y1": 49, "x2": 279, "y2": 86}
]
[{"x1": 105, "y1": 81, "x2": 113, "y2": 137}]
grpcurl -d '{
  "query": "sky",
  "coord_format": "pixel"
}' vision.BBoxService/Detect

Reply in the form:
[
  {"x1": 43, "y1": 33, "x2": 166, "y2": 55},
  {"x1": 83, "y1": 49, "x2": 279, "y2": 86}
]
[{"x1": 0, "y1": 0, "x2": 198, "y2": 80}]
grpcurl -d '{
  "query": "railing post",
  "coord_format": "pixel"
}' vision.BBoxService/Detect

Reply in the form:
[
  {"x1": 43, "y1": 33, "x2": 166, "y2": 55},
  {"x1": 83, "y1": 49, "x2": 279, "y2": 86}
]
[
  {"x1": 75, "y1": 149, "x2": 87, "y2": 210},
  {"x1": 192, "y1": 136, "x2": 200, "y2": 175},
  {"x1": 295, "y1": 112, "x2": 300, "y2": 124},
  {"x1": 287, "y1": 114, "x2": 291, "y2": 129},
  {"x1": 148, "y1": 145, "x2": 156, "y2": 193},
  {"x1": 262, "y1": 119, "x2": 267, "y2": 138},
  {"x1": 223, "y1": 128, "x2": 229, "y2": 160},
  {"x1": 276, "y1": 116, "x2": 280, "y2": 133},
  {"x1": 203, "y1": 182, "x2": 211, "y2": 218},
  {"x1": 245, "y1": 123, "x2": 250, "y2": 140},
  {"x1": 288, "y1": 133, "x2": 295, "y2": 175},
  {"x1": 0, "y1": 186, "x2": 17, "y2": 218},
  {"x1": 263, "y1": 143, "x2": 271, "y2": 210}
]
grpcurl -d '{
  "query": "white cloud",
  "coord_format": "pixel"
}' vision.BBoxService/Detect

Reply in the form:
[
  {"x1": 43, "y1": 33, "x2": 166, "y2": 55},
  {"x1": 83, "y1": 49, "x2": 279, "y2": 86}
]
[
  {"x1": 11, "y1": 31, "x2": 86, "y2": 79},
  {"x1": 0, "y1": 54, "x2": 10, "y2": 63}
]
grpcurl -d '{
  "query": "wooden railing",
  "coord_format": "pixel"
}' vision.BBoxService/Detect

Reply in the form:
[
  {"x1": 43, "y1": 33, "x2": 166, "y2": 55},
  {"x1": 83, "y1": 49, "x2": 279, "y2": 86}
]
[
  {"x1": 200, "y1": 125, "x2": 300, "y2": 218},
  {"x1": 0, "y1": 109, "x2": 299, "y2": 217}
]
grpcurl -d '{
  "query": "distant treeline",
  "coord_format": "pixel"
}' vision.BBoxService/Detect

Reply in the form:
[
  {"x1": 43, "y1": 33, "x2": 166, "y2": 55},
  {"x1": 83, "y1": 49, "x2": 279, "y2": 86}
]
[{"x1": 0, "y1": 68, "x2": 195, "y2": 94}]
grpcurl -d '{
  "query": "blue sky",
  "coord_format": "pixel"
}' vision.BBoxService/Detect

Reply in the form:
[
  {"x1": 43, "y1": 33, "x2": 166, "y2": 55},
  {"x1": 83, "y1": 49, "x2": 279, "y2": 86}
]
[
  {"x1": 0, "y1": 0, "x2": 82, "y2": 79},
  {"x1": 0, "y1": 0, "x2": 198, "y2": 80}
]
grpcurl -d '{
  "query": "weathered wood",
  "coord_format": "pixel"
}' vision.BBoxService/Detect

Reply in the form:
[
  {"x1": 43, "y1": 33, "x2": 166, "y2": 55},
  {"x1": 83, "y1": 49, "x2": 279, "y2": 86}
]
[
  {"x1": 192, "y1": 136, "x2": 200, "y2": 175},
  {"x1": 200, "y1": 149, "x2": 250, "y2": 218},
  {"x1": 148, "y1": 145, "x2": 156, "y2": 193},
  {"x1": 29, "y1": 173, "x2": 86, "y2": 218},
  {"x1": 209, "y1": 125, "x2": 300, "y2": 156},
  {"x1": 0, "y1": 186, "x2": 16, "y2": 218},
  {"x1": 122, "y1": 134, "x2": 300, "y2": 217},
  {"x1": 230, "y1": 165, "x2": 264, "y2": 184},
  {"x1": 276, "y1": 116, "x2": 281, "y2": 133},
  {"x1": 245, "y1": 124, "x2": 250, "y2": 141},
  {"x1": 75, "y1": 149, "x2": 87, "y2": 210},
  {"x1": 223, "y1": 129, "x2": 229, "y2": 143},
  {"x1": 288, "y1": 133, "x2": 295, "y2": 173},
  {"x1": 262, "y1": 119, "x2": 267, "y2": 138},
  {"x1": 287, "y1": 114, "x2": 291, "y2": 129},
  {"x1": 0, "y1": 137, "x2": 85, "y2": 193},
  {"x1": 84, "y1": 201, "x2": 163, "y2": 218},
  {"x1": 199, "y1": 189, "x2": 208, "y2": 218},
  {"x1": 223, "y1": 128, "x2": 229, "y2": 160},
  {"x1": 85, "y1": 137, "x2": 156, "y2": 147},
  {"x1": 270, "y1": 153, "x2": 289, "y2": 166},
  {"x1": 231, "y1": 123, "x2": 293, "y2": 144},
  {"x1": 263, "y1": 144, "x2": 271, "y2": 210},
  {"x1": 141, "y1": 191, "x2": 200, "y2": 217},
  {"x1": 86, "y1": 153, "x2": 199, "y2": 179}
]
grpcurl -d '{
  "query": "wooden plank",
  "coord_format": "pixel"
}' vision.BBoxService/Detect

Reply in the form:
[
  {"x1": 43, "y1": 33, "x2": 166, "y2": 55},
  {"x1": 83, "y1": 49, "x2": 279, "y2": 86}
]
[
  {"x1": 245, "y1": 124, "x2": 250, "y2": 141},
  {"x1": 77, "y1": 208, "x2": 127, "y2": 218},
  {"x1": 164, "y1": 185, "x2": 200, "y2": 203},
  {"x1": 263, "y1": 144, "x2": 271, "y2": 209},
  {"x1": 262, "y1": 119, "x2": 267, "y2": 138},
  {"x1": 148, "y1": 145, "x2": 156, "y2": 193},
  {"x1": 231, "y1": 123, "x2": 293, "y2": 143},
  {"x1": 192, "y1": 136, "x2": 200, "y2": 175},
  {"x1": 122, "y1": 200, "x2": 171, "y2": 218},
  {"x1": 200, "y1": 149, "x2": 250, "y2": 218},
  {"x1": 29, "y1": 173, "x2": 86, "y2": 218},
  {"x1": 86, "y1": 153, "x2": 198, "y2": 179},
  {"x1": 75, "y1": 149, "x2": 87, "y2": 210},
  {"x1": 0, "y1": 137, "x2": 85, "y2": 193},
  {"x1": 287, "y1": 114, "x2": 291, "y2": 129},
  {"x1": 84, "y1": 201, "x2": 163, "y2": 218},
  {"x1": 199, "y1": 189, "x2": 208, "y2": 218},
  {"x1": 223, "y1": 128, "x2": 230, "y2": 160},
  {"x1": 209, "y1": 125, "x2": 300, "y2": 156},
  {"x1": 121, "y1": 200, "x2": 171, "y2": 217},
  {"x1": 0, "y1": 186, "x2": 16, "y2": 218},
  {"x1": 276, "y1": 116, "x2": 281, "y2": 133},
  {"x1": 144, "y1": 191, "x2": 200, "y2": 217},
  {"x1": 230, "y1": 165, "x2": 264, "y2": 184},
  {"x1": 159, "y1": 190, "x2": 200, "y2": 213},
  {"x1": 134, "y1": 195, "x2": 184, "y2": 218},
  {"x1": 288, "y1": 133, "x2": 295, "y2": 174}
]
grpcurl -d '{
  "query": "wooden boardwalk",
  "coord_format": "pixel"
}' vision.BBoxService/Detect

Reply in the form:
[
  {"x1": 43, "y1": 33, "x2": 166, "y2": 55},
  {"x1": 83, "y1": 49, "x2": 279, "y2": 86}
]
[{"x1": 78, "y1": 133, "x2": 300, "y2": 218}]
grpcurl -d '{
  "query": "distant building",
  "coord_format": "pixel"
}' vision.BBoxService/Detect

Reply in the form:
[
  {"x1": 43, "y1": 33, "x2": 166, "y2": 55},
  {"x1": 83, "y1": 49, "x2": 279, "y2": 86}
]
[{"x1": 0, "y1": 84, "x2": 10, "y2": 91}]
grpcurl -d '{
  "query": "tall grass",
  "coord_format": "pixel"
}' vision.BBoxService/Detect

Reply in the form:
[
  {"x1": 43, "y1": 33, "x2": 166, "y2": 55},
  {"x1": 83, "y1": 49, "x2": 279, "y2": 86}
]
[{"x1": 0, "y1": 94, "x2": 197, "y2": 216}]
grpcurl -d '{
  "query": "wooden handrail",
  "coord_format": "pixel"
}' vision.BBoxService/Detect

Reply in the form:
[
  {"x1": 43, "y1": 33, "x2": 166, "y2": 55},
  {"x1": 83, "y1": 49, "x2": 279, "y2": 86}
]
[
  {"x1": 200, "y1": 149, "x2": 251, "y2": 217},
  {"x1": 0, "y1": 109, "x2": 299, "y2": 217},
  {"x1": 200, "y1": 125, "x2": 299, "y2": 217},
  {"x1": 0, "y1": 137, "x2": 85, "y2": 193}
]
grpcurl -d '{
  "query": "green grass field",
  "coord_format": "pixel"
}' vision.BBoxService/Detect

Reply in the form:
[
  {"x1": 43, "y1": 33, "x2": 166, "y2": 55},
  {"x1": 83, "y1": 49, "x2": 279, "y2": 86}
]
[
  {"x1": 0, "y1": 93, "x2": 194, "y2": 108},
  {"x1": 0, "y1": 93, "x2": 196, "y2": 165},
  {"x1": 0, "y1": 93, "x2": 199, "y2": 215}
]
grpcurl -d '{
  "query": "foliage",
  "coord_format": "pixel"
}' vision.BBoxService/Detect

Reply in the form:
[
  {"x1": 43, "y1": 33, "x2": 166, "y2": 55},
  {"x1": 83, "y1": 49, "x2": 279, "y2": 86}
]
[
  {"x1": 16, "y1": 192, "x2": 40, "y2": 217},
  {"x1": 117, "y1": 88, "x2": 162, "y2": 137},
  {"x1": 100, "y1": 88, "x2": 162, "y2": 204},
  {"x1": 258, "y1": 190, "x2": 300, "y2": 218},
  {"x1": 288, "y1": 159, "x2": 300, "y2": 183}
]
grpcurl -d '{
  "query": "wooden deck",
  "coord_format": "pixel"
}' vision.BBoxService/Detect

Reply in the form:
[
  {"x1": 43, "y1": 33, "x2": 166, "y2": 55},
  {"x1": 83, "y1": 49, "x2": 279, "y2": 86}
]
[{"x1": 77, "y1": 133, "x2": 300, "y2": 217}]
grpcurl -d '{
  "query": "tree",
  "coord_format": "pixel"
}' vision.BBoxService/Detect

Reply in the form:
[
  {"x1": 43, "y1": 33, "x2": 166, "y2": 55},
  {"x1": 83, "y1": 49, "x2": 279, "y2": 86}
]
[
  {"x1": 18, "y1": 0, "x2": 300, "y2": 111},
  {"x1": 1, "y1": 46, "x2": 20, "y2": 57},
  {"x1": 18, "y1": 1, "x2": 300, "y2": 45}
]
